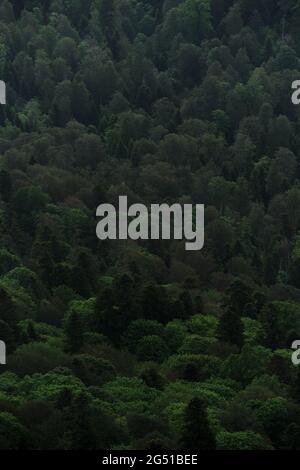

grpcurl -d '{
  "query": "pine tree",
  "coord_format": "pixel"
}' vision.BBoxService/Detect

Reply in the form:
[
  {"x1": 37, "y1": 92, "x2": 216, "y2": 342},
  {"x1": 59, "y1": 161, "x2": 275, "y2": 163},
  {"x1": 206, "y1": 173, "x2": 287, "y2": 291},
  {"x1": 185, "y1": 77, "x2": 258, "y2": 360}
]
[{"x1": 180, "y1": 398, "x2": 216, "y2": 450}]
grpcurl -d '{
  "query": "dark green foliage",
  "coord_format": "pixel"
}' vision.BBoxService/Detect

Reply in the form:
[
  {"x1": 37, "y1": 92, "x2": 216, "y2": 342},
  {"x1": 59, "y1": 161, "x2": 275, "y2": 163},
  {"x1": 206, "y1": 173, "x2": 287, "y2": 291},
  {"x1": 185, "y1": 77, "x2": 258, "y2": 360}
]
[
  {"x1": 99, "y1": 0, "x2": 121, "y2": 59},
  {"x1": 0, "y1": 0, "x2": 299, "y2": 451},
  {"x1": 180, "y1": 398, "x2": 216, "y2": 450},
  {"x1": 64, "y1": 311, "x2": 83, "y2": 354},
  {"x1": 0, "y1": 288, "x2": 18, "y2": 352},
  {"x1": 218, "y1": 308, "x2": 244, "y2": 349},
  {"x1": 140, "y1": 367, "x2": 165, "y2": 390},
  {"x1": 0, "y1": 169, "x2": 12, "y2": 202},
  {"x1": 67, "y1": 393, "x2": 96, "y2": 449},
  {"x1": 260, "y1": 304, "x2": 282, "y2": 350}
]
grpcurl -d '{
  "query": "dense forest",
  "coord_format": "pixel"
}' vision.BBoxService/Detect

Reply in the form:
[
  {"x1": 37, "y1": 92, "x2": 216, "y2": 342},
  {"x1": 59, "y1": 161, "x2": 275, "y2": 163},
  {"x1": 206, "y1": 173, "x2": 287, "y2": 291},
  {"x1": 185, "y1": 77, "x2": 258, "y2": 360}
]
[{"x1": 0, "y1": 0, "x2": 300, "y2": 450}]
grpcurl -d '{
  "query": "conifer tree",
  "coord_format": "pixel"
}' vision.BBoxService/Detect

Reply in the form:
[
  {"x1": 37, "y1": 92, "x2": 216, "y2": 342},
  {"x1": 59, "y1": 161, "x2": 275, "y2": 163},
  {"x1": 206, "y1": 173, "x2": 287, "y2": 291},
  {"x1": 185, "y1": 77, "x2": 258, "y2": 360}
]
[
  {"x1": 99, "y1": 0, "x2": 121, "y2": 59},
  {"x1": 218, "y1": 307, "x2": 244, "y2": 349},
  {"x1": 66, "y1": 393, "x2": 96, "y2": 450},
  {"x1": 0, "y1": 169, "x2": 12, "y2": 203},
  {"x1": 180, "y1": 398, "x2": 216, "y2": 450},
  {"x1": 64, "y1": 311, "x2": 83, "y2": 354},
  {"x1": 260, "y1": 303, "x2": 281, "y2": 350},
  {"x1": 0, "y1": 288, "x2": 18, "y2": 351}
]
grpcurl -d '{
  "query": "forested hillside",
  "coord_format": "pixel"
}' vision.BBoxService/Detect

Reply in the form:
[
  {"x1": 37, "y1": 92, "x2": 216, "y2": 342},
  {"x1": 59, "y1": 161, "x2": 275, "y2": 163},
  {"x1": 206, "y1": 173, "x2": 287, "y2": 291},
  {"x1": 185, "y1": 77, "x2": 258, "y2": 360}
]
[{"x1": 0, "y1": 0, "x2": 300, "y2": 450}]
